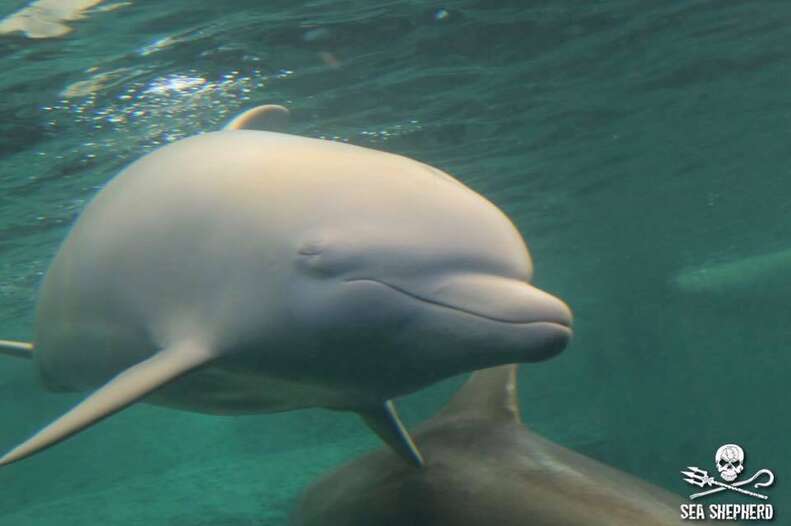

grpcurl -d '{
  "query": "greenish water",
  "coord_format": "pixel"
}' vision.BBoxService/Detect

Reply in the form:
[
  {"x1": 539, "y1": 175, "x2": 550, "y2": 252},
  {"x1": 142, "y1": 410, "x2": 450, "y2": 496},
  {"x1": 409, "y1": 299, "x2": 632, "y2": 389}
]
[{"x1": 0, "y1": 1, "x2": 789, "y2": 524}]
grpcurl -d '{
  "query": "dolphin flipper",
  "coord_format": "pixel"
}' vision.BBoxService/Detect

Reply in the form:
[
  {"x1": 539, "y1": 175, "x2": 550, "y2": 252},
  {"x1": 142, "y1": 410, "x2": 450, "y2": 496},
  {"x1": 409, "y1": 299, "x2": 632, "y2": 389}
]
[
  {"x1": 223, "y1": 104, "x2": 290, "y2": 132},
  {"x1": 359, "y1": 401, "x2": 424, "y2": 468},
  {"x1": 0, "y1": 341, "x2": 214, "y2": 467},
  {"x1": 0, "y1": 340, "x2": 33, "y2": 360}
]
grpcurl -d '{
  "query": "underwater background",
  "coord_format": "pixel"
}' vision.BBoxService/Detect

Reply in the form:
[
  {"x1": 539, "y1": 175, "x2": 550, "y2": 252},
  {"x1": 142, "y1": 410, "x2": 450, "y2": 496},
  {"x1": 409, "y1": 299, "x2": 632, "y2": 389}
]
[{"x1": 0, "y1": 0, "x2": 788, "y2": 524}]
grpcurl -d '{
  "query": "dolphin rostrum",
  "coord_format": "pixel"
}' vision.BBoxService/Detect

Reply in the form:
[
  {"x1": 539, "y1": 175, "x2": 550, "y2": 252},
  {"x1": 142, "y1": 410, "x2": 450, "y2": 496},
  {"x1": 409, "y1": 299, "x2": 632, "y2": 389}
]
[
  {"x1": 291, "y1": 365, "x2": 711, "y2": 526},
  {"x1": 0, "y1": 105, "x2": 572, "y2": 468}
]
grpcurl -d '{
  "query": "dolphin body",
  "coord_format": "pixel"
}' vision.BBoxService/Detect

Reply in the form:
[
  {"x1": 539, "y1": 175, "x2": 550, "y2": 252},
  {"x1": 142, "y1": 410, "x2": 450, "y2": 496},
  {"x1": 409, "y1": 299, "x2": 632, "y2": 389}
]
[
  {"x1": 291, "y1": 365, "x2": 711, "y2": 526},
  {"x1": 0, "y1": 106, "x2": 572, "y2": 467},
  {"x1": 0, "y1": 0, "x2": 106, "y2": 39},
  {"x1": 672, "y1": 247, "x2": 791, "y2": 297}
]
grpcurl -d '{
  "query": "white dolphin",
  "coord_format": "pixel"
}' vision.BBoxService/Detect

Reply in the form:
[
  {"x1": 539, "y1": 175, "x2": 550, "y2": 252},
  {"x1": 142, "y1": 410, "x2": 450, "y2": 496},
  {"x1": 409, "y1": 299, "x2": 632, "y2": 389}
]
[
  {"x1": 0, "y1": 105, "x2": 572, "y2": 468},
  {"x1": 0, "y1": 0, "x2": 106, "y2": 39},
  {"x1": 672, "y1": 247, "x2": 791, "y2": 297}
]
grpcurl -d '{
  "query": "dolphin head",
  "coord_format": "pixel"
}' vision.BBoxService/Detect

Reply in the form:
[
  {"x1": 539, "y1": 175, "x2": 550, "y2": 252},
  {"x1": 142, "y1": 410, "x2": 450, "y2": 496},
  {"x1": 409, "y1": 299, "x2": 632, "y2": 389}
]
[{"x1": 277, "y1": 155, "x2": 572, "y2": 401}]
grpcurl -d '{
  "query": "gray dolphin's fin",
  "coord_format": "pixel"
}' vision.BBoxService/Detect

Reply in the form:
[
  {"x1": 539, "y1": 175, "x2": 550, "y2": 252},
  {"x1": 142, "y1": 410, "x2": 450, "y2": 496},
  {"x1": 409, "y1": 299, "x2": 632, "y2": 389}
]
[
  {"x1": 223, "y1": 104, "x2": 290, "y2": 132},
  {"x1": 0, "y1": 341, "x2": 214, "y2": 467},
  {"x1": 0, "y1": 339, "x2": 33, "y2": 360},
  {"x1": 436, "y1": 364, "x2": 521, "y2": 423},
  {"x1": 359, "y1": 400, "x2": 424, "y2": 468}
]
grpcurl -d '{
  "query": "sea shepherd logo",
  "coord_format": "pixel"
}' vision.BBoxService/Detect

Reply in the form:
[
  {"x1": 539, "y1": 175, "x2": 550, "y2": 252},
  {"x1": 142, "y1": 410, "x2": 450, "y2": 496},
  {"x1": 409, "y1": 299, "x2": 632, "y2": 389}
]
[{"x1": 680, "y1": 444, "x2": 775, "y2": 521}]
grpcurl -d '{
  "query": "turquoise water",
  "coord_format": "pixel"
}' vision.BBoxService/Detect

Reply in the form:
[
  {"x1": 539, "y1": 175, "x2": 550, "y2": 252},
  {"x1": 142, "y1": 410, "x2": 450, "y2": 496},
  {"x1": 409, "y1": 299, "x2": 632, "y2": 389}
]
[{"x1": 0, "y1": 1, "x2": 789, "y2": 524}]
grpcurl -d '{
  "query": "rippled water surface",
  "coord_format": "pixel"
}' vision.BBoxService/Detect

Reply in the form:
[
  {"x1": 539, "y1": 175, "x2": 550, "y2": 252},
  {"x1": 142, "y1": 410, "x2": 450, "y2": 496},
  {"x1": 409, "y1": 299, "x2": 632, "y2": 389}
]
[{"x1": 0, "y1": 1, "x2": 789, "y2": 524}]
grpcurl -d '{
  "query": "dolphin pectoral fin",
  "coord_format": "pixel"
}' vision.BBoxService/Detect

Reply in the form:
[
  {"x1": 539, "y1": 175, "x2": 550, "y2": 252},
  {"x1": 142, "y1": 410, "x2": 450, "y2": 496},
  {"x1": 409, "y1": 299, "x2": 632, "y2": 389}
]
[
  {"x1": 0, "y1": 339, "x2": 33, "y2": 359},
  {"x1": 359, "y1": 400, "x2": 424, "y2": 468},
  {"x1": 223, "y1": 104, "x2": 290, "y2": 132},
  {"x1": 0, "y1": 341, "x2": 214, "y2": 467}
]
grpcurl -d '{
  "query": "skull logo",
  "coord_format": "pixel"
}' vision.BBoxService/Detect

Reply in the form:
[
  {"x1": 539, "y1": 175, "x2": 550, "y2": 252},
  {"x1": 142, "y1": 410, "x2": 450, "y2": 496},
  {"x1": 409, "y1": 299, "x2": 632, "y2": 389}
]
[{"x1": 715, "y1": 443, "x2": 744, "y2": 482}]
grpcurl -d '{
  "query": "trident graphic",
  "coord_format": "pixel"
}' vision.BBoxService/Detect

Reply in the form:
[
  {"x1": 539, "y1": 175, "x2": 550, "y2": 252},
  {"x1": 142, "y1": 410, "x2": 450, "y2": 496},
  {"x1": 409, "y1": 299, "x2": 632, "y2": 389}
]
[{"x1": 681, "y1": 467, "x2": 775, "y2": 500}]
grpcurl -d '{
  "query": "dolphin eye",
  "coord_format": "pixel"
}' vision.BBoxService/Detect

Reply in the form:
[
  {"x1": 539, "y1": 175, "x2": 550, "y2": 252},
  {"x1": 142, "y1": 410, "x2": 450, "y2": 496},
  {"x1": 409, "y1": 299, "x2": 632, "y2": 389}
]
[
  {"x1": 296, "y1": 235, "x2": 357, "y2": 277},
  {"x1": 298, "y1": 240, "x2": 324, "y2": 256}
]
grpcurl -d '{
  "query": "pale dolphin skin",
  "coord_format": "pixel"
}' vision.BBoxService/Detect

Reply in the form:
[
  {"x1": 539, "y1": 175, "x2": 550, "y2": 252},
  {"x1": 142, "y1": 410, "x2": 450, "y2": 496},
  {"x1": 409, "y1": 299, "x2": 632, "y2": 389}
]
[
  {"x1": 0, "y1": 105, "x2": 572, "y2": 467},
  {"x1": 291, "y1": 365, "x2": 710, "y2": 526},
  {"x1": 672, "y1": 247, "x2": 791, "y2": 297},
  {"x1": 0, "y1": 0, "x2": 105, "y2": 39}
]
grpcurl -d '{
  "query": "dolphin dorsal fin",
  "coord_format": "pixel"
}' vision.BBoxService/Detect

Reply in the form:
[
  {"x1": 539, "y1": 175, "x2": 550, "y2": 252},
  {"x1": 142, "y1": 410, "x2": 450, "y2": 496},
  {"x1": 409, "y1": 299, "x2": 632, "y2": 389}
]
[
  {"x1": 0, "y1": 341, "x2": 215, "y2": 467},
  {"x1": 223, "y1": 104, "x2": 290, "y2": 132},
  {"x1": 437, "y1": 364, "x2": 521, "y2": 423}
]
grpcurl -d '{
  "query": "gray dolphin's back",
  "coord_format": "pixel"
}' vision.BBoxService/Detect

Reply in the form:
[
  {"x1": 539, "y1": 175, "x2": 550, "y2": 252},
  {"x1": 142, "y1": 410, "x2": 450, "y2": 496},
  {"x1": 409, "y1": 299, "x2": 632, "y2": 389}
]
[{"x1": 291, "y1": 366, "x2": 712, "y2": 526}]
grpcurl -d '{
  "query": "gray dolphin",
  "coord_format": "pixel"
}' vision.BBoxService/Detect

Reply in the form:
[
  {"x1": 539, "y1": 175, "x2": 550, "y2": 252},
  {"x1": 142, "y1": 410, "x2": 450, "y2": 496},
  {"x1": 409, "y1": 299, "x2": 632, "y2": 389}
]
[
  {"x1": 291, "y1": 365, "x2": 706, "y2": 526},
  {"x1": 0, "y1": 105, "x2": 571, "y2": 468}
]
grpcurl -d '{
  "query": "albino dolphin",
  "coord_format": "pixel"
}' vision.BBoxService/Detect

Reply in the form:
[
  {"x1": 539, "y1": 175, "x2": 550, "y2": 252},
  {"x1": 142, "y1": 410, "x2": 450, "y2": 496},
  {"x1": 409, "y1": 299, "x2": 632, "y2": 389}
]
[
  {"x1": 291, "y1": 365, "x2": 711, "y2": 526},
  {"x1": 0, "y1": 105, "x2": 572, "y2": 468},
  {"x1": 0, "y1": 0, "x2": 106, "y2": 39},
  {"x1": 672, "y1": 247, "x2": 791, "y2": 297}
]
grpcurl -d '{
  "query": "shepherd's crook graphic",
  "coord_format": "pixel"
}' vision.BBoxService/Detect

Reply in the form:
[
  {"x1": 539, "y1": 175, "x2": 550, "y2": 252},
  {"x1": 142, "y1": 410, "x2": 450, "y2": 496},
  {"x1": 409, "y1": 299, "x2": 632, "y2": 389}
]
[{"x1": 681, "y1": 467, "x2": 774, "y2": 500}]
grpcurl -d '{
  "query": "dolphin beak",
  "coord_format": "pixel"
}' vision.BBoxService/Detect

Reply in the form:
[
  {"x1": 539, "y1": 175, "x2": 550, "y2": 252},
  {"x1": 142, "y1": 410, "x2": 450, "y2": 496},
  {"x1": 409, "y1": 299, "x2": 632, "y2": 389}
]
[
  {"x1": 345, "y1": 273, "x2": 572, "y2": 361},
  {"x1": 421, "y1": 273, "x2": 572, "y2": 364},
  {"x1": 349, "y1": 273, "x2": 573, "y2": 360},
  {"x1": 426, "y1": 274, "x2": 572, "y2": 327}
]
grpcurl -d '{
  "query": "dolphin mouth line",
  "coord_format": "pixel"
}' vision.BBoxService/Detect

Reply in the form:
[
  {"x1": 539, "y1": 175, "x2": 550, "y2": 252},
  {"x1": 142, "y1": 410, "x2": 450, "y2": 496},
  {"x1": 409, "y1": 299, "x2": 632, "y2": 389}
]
[{"x1": 344, "y1": 278, "x2": 570, "y2": 327}]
